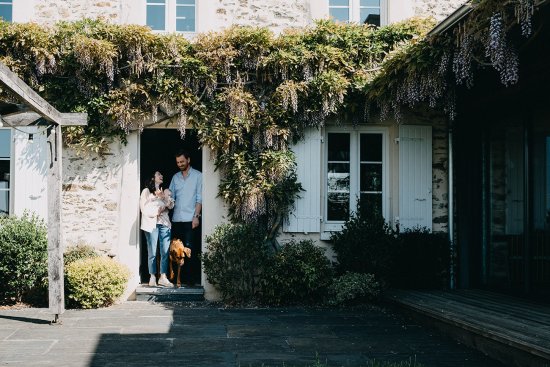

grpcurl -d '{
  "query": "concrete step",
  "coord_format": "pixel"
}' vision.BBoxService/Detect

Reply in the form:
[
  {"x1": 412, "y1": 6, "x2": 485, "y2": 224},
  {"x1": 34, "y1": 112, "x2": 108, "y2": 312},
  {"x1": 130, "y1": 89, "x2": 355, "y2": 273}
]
[{"x1": 135, "y1": 284, "x2": 205, "y2": 302}]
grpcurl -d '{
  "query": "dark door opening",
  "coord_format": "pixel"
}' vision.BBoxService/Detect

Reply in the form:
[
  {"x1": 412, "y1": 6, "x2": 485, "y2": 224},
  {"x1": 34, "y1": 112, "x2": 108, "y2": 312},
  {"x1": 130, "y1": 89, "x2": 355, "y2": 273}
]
[{"x1": 139, "y1": 129, "x2": 202, "y2": 285}]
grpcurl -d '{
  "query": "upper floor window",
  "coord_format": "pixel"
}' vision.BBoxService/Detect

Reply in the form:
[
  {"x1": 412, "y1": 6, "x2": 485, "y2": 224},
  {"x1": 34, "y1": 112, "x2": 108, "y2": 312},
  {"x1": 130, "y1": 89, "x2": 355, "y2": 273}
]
[
  {"x1": 329, "y1": 0, "x2": 384, "y2": 27},
  {"x1": 0, "y1": 128, "x2": 11, "y2": 215},
  {"x1": 0, "y1": 0, "x2": 12, "y2": 22},
  {"x1": 146, "y1": 0, "x2": 196, "y2": 33}
]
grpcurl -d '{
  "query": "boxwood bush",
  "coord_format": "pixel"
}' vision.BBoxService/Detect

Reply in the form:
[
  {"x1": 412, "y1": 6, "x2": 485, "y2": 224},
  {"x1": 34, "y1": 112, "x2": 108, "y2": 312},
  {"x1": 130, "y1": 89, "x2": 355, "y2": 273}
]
[
  {"x1": 326, "y1": 272, "x2": 381, "y2": 306},
  {"x1": 0, "y1": 212, "x2": 48, "y2": 305},
  {"x1": 64, "y1": 243, "x2": 99, "y2": 266},
  {"x1": 331, "y1": 209, "x2": 399, "y2": 285},
  {"x1": 261, "y1": 240, "x2": 334, "y2": 305},
  {"x1": 202, "y1": 223, "x2": 271, "y2": 303},
  {"x1": 65, "y1": 257, "x2": 130, "y2": 309}
]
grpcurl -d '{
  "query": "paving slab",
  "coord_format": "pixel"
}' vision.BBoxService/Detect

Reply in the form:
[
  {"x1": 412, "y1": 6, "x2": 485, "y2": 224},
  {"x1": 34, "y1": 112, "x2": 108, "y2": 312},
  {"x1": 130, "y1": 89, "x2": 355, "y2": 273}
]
[{"x1": 0, "y1": 301, "x2": 506, "y2": 367}]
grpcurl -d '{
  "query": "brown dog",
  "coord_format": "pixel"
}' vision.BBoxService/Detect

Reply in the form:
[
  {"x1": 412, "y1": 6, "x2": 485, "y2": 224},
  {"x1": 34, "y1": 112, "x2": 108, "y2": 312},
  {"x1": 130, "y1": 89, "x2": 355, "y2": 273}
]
[{"x1": 169, "y1": 238, "x2": 192, "y2": 288}]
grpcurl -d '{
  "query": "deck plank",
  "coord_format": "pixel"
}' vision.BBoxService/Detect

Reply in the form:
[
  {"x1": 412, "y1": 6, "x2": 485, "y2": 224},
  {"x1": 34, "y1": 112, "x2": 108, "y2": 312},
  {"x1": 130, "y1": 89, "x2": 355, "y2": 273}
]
[{"x1": 386, "y1": 289, "x2": 550, "y2": 364}]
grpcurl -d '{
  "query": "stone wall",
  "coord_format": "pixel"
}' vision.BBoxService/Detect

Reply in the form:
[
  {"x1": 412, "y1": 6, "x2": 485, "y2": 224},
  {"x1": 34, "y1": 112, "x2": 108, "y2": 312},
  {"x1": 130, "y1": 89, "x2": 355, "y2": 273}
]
[
  {"x1": 62, "y1": 142, "x2": 125, "y2": 255},
  {"x1": 214, "y1": 0, "x2": 311, "y2": 33},
  {"x1": 32, "y1": 0, "x2": 121, "y2": 25},
  {"x1": 414, "y1": 0, "x2": 466, "y2": 21}
]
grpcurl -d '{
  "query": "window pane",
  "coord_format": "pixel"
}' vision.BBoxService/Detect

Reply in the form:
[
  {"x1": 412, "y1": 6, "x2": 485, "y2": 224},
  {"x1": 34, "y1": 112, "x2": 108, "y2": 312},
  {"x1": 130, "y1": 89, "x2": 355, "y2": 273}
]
[
  {"x1": 0, "y1": 130, "x2": 10, "y2": 158},
  {"x1": 148, "y1": 0, "x2": 165, "y2": 3},
  {"x1": 176, "y1": 7, "x2": 195, "y2": 32},
  {"x1": 0, "y1": 160, "x2": 9, "y2": 187},
  {"x1": 0, "y1": 2, "x2": 12, "y2": 22},
  {"x1": 360, "y1": 8, "x2": 380, "y2": 26},
  {"x1": 328, "y1": 193, "x2": 349, "y2": 221},
  {"x1": 328, "y1": 133, "x2": 350, "y2": 161},
  {"x1": 177, "y1": 0, "x2": 194, "y2": 4},
  {"x1": 329, "y1": 8, "x2": 349, "y2": 22},
  {"x1": 329, "y1": 0, "x2": 349, "y2": 6},
  {"x1": 359, "y1": 193, "x2": 382, "y2": 217},
  {"x1": 0, "y1": 189, "x2": 9, "y2": 216},
  {"x1": 360, "y1": 133, "x2": 382, "y2": 161},
  {"x1": 328, "y1": 163, "x2": 350, "y2": 192},
  {"x1": 360, "y1": 163, "x2": 382, "y2": 191},
  {"x1": 360, "y1": 0, "x2": 379, "y2": 6},
  {"x1": 146, "y1": 3, "x2": 165, "y2": 30}
]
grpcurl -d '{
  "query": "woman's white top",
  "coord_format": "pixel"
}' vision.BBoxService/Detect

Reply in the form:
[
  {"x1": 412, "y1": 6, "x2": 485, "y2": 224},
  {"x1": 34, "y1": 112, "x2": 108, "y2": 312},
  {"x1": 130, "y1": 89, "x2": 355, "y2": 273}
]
[{"x1": 140, "y1": 188, "x2": 175, "y2": 232}]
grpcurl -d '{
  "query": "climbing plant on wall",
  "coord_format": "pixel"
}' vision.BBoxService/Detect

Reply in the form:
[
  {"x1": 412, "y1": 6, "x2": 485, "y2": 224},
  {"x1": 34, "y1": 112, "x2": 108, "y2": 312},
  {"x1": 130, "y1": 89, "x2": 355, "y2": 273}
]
[
  {"x1": 0, "y1": 0, "x2": 541, "y2": 238},
  {"x1": 0, "y1": 17, "x2": 431, "y2": 238}
]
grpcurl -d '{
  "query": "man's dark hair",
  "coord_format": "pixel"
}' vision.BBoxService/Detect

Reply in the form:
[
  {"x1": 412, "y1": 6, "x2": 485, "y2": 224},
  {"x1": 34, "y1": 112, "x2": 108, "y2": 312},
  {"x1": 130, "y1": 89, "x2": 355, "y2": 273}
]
[{"x1": 175, "y1": 149, "x2": 191, "y2": 159}]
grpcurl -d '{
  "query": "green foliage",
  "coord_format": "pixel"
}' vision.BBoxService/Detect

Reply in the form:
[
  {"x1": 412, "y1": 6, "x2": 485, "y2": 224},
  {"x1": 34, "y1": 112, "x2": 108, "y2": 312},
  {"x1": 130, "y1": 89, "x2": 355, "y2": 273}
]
[
  {"x1": 0, "y1": 213, "x2": 48, "y2": 305},
  {"x1": 261, "y1": 240, "x2": 334, "y2": 305},
  {"x1": 393, "y1": 227, "x2": 451, "y2": 289},
  {"x1": 326, "y1": 272, "x2": 381, "y2": 306},
  {"x1": 202, "y1": 223, "x2": 271, "y2": 303},
  {"x1": 0, "y1": 18, "x2": 431, "y2": 230},
  {"x1": 65, "y1": 257, "x2": 130, "y2": 309},
  {"x1": 331, "y1": 209, "x2": 399, "y2": 285},
  {"x1": 64, "y1": 243, "x2": 99, "y2": 266}
]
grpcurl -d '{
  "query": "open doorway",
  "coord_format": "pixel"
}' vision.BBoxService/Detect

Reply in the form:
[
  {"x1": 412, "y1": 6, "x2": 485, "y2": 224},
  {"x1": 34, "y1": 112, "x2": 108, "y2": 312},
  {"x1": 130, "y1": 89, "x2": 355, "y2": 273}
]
[{"x1": 139, "y1": 129, "x2": 202, "y2": 285}]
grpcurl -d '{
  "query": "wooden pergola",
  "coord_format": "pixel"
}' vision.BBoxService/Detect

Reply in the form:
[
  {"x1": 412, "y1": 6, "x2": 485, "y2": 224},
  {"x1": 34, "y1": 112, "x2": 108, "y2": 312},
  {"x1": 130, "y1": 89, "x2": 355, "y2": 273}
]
[{"x1": 0, "y1": 62, "x2": 87, "y2": 322}]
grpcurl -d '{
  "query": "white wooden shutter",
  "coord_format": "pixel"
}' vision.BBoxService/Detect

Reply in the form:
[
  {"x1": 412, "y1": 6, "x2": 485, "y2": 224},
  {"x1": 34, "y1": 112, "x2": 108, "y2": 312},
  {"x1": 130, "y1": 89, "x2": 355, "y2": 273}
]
[
  {"x1": 13, "y1": 126, "x2": 48, "y2": 220},
  {"x1": 283, "y1": 127, "x2": 322, "y2": 233},
  {"x1": 398, "y1": 125, "x2": 432, "y2": 231}
]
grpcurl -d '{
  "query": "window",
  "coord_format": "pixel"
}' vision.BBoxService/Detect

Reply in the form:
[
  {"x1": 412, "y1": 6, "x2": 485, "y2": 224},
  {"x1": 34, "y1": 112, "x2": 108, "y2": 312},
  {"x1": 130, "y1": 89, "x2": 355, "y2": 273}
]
[
  {"x1": 146, "y1": 0, "x2": 196, "y2": 33},
  {"x1": 329, "y1": 0, "x2": 350, "y2": 22},
  {"x1": 360, "y1": 0, "x2": 381, "y2": 26},
  {"x1": 0, "y1": 128, "x2": 11, "y2": 215},
  {"x1": 0, "y1": 0, "x2": 12, "y2": 22},
  {"x1": 325, "y1": 128, "x2": 387, "y2": 231},
  {"x1": 328, "y1": 0, "x2": 385, "y2": 27},
  {"x1": 146, "y1": 0, "x2": 166, "y2": 31}
]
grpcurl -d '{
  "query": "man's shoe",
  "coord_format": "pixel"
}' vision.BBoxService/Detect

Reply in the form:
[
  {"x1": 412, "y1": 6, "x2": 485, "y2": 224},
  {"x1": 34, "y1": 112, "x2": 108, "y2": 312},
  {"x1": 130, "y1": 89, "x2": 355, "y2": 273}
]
[
  {"x1": 148, "y1": 274, "x2": 157, "y2": 287},
  {"x1": 158, "y1": 274, "x2": 173, "y2": 287}
]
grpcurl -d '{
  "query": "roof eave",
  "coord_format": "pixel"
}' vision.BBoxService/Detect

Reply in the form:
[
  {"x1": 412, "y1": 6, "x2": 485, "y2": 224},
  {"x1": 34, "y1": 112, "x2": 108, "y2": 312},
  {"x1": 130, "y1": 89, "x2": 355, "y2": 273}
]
[{"x1": 427, "y1": 3, "x2": 474, "y2": 37}]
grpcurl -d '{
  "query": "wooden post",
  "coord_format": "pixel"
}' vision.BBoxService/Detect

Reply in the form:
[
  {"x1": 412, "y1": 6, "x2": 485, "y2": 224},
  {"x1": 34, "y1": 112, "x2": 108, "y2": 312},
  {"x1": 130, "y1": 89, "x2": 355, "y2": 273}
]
[{"x1": 47, "y1": 124, "x2": 65, "y2": 319}]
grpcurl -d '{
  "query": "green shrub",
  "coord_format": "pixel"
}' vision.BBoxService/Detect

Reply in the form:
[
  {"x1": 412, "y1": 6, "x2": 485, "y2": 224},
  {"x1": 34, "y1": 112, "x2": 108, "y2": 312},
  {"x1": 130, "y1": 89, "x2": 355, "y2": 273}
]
[
  {"x1": 65, "y1": 257, "x2": 130, "y2": 309},
  {"x1": 0, "y1": 212, "x2": 48, "y2": 304},
  {"x1": 331, "y1": 208, "x2": 399, "y2": 285},
  {"x1": 202, "y1": 223, "x2": 271, "y2": 303},
  {"x1": 326, "y1": 272, "x2": 381, "y2": 306},
  {"x1": 261, "y1": 240, "x2": 334, "y2": 305},
  {"x1": 393, "y1": 227, "x2": 451, "y2": 289},
  {"x1": 64, "y1": 243, "x2": 99, "y2": 266}
]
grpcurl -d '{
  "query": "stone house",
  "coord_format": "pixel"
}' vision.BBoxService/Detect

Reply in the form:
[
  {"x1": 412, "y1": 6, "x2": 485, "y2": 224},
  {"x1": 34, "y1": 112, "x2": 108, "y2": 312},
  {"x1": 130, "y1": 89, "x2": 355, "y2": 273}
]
[{"x1": 0, "y1": 0, "x2": 465, "y2": 300}]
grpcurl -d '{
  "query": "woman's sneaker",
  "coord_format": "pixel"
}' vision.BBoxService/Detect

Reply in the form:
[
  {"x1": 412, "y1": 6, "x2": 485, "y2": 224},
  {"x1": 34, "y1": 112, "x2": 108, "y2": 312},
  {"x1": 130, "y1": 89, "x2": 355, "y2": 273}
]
[
  {"x1": 158, "y1": 274, "x2": 173, "y2": 287},
  {"x1": 148, "y1": 274, "x2": 157, "y2": 287}
]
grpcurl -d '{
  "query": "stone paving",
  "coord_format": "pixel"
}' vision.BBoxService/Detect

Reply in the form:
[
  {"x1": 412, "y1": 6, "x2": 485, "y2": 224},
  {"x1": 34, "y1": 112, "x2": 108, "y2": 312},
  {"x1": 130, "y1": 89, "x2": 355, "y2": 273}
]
[{"x1": 0, "y1": 301, "x2": 505, "y2": 367}]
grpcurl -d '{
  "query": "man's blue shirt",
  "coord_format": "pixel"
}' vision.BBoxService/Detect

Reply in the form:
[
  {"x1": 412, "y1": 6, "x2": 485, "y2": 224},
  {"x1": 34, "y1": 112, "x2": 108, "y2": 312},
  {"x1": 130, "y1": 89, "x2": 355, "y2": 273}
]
[{"x1": 169, "y1": 167, "x2": 202, "y2": 222}]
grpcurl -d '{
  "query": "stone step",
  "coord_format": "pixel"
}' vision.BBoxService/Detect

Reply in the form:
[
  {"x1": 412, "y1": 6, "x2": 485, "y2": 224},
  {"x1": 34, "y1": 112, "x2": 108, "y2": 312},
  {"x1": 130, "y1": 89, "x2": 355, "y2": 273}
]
[{"x1": 135, "y1": 284, "x2": 205, "y2": 302}]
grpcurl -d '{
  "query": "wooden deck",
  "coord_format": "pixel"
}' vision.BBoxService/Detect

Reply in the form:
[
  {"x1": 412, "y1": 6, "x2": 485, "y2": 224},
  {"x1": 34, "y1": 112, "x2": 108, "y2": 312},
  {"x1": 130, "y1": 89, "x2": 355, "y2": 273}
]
[{"x1": 385, "y1": 289, "x2": 550, "y2": 367}]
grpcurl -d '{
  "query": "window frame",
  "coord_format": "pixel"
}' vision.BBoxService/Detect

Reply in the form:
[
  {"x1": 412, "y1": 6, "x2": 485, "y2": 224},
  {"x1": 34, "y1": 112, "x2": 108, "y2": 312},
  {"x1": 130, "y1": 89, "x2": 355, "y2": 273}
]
[
  {"x1": 146, "y1": 0, "x2": 197, "y2": 34},
  {"x1": 322, "y1": 125, "x2": 389, "y2": 236},
  {"x1": 328, "y1": 0, "x2": 387, "y2": 27},
  {"x1": 0, "y1": 0, "x2": 12, "y2": 23},
  {"x1": 0, "y1": 127, "x2": 13, "y2": 216}
]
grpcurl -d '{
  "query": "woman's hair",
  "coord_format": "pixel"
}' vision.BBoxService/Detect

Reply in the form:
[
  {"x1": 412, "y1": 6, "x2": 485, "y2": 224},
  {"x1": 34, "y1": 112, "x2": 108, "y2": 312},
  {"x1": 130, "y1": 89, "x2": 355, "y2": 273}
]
[{"x1": 145, "y1": 171, "x2": 162, "y2": 194}]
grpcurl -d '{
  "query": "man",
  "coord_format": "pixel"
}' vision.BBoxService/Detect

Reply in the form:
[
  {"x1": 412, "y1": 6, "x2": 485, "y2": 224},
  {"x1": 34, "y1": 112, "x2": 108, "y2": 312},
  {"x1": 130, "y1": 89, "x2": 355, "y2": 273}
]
[{"x1": 169, "y1": 149, "x2": 202, "y2": 287}]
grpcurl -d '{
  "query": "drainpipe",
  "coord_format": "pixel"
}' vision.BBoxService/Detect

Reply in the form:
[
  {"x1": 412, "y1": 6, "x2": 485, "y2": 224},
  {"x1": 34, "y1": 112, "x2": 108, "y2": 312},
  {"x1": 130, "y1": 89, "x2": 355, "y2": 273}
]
[{"x1": 448, "y1": 126, "x2": 455, "y2": 290}]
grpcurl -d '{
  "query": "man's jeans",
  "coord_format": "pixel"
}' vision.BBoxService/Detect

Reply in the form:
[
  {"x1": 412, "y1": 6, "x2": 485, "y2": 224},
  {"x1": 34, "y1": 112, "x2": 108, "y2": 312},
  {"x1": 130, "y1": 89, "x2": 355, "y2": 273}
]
[{"x1": 144, "y1": 224, "x2": 171, "y2": 275}]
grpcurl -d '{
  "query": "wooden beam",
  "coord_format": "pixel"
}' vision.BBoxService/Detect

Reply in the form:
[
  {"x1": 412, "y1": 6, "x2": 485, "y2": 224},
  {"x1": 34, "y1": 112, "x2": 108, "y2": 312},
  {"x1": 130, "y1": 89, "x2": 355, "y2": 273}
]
[
  {"x1": 1, "y1": 111, "x2": 42, "y2": 126},
  {"x1": 47, "y1": 124, "x2": 65, "y2": 319},
  {"x1": 0, "y1": 62, "x2": 87, "y2": 126}
]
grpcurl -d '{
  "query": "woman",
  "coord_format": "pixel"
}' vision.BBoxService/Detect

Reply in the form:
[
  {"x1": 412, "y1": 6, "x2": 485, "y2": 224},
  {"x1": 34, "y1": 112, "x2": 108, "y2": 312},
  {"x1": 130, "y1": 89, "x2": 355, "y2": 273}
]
[{"x1": 140, "y1": 171, "x2": 175, "y2": 287}]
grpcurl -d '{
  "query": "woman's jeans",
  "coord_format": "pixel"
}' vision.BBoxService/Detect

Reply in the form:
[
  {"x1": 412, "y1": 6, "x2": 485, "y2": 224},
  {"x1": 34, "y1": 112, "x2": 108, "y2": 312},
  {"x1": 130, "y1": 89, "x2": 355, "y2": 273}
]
[{"x1": 144, "y1": 224, "x2": 171, "y2": 275}]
